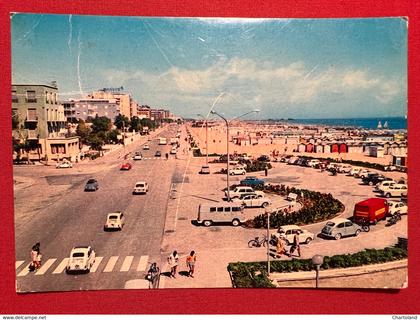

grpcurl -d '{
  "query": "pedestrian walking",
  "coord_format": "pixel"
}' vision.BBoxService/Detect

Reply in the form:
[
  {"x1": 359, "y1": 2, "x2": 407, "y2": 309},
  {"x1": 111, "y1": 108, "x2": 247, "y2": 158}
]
[
  {"x1": 264, "y1": 167, "x2": 268, "y2": 176},
  {"x1": 167, "y1": 250, "x2": 179, "y2": 278},
  {"x1": 289, "y1": 231, "x2": 301, "y2": 257},
  {"x1": 186, "y1": 251, "x2": 197, "y2": 277},
  {"x1": 30, "y1": 242, "x2": 41, "y2": 271},
  {"x1": 276, "y1": 237, "x2": 287, "y2": 258}
]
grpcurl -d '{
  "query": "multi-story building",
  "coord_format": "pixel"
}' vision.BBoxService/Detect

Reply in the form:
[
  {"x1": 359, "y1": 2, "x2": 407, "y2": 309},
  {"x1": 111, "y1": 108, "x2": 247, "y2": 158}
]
[
  {"x1": 12, "y1": 84, "x2": 79, "y2": 163},
  {"x1": 137, "y1": 105, "x2": 151, "y2": 119},
  {"x1": 62, "y1": 98, "x2": 120, "y2": 122},
  {"x1": 90, "y1": 89, "x2": 132, "y2": 119}
]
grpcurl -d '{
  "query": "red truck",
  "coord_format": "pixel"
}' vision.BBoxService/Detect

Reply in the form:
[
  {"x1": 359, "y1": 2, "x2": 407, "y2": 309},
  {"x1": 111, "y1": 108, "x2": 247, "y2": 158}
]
[{"x1": 353, "y1": 198, "x2": 389, "y2": 225}]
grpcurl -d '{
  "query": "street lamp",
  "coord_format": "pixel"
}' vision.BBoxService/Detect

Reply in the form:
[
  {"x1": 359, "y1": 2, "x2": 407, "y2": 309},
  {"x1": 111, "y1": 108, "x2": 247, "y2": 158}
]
[
  {"x1": 312, "y1": 254, "x2": 324, "y2": 288},
  {"x1": 197, "y1": 114, "x2": 209, "y2": 166},
  {"x1": 210, "y1": 109, "x2": 260, "y2": 201}
]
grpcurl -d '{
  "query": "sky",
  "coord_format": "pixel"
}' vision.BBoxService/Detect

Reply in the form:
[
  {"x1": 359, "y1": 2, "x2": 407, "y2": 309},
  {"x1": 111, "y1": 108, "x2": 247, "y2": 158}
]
[{"x1": 11, "y1": 14, "x2": 407, "y2": 119}]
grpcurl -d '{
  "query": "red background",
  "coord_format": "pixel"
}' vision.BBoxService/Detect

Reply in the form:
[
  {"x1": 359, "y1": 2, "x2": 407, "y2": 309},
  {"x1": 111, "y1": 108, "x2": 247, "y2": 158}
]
[{"x1": 0, "y1": 0, "x2": 419, "y2": 314}]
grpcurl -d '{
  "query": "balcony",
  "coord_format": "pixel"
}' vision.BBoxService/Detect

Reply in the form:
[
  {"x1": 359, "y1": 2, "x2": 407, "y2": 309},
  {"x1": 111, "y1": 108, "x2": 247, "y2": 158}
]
[
  {"x1": 27, "y1": 130, "x2": 39, "y2": 140},
  {"x1": 26, "y1": 111, "x2": 39, "y2": 122},
  {"x1": 26, "y1": 98, "x2": 37, "y2": 103},
  {"x1": 12, "y1": 98, "x2": 18, "y2": 103}
]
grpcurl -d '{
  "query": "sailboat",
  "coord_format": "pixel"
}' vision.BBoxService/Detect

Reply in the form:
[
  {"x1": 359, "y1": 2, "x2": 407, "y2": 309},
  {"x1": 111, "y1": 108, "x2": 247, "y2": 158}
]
[
  {"x1": 377, "y1": 121, "x2": 382, "y2": 129},
  {"x1": 383, "y1": 121, "x2": 389, "y2": 129}
]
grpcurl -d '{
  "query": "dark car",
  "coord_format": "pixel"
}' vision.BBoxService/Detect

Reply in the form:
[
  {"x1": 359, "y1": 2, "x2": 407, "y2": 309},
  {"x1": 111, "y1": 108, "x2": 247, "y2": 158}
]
[
  {"x1": 362, "y1": 174, "x2": 392, "y2": 186},
  {"x1": 257, "y1": 155, "x2": 270, "y2": 162},
  {"x1": 155, "y1": 151, "x2": 161, "y2": 157},
  {"x1": 240, "y1": 176, "x2": 265, "y2": 187},
  {"x1": 84, "y1": 179, "x2": 99, "y2": 192}
]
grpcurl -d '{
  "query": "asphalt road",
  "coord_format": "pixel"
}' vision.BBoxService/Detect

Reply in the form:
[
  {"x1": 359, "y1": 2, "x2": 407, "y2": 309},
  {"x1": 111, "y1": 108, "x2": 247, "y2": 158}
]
[{"x1": 14, "y1": 124, "x2": 183, "y2": 292}]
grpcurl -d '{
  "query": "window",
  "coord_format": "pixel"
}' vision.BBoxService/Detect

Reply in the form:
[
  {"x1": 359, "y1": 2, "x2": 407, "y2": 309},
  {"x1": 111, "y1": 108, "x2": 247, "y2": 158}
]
[
  {"x1": 344, "y1": 222, "x2": 353, "y2": 227},
  {"x1": 337, "y1": 223, "x2": 345, "y2": 228},
  {"x1": 217, "y1": 207, "x2": 223, "y2": 212},
  {"x1": 209, "y1": 207, "x2": 216, "y2": 212},
  {"x1": 232, "y1": 207, "x2": 241, "y2": 212},
  {"x1": 224, "y1": 207, "x2": 231, "y2": 212},
  {"x1": 12, "y1": 91, "x2": 18, "y2": 103},
  {"x1": 26, "y1": 90, "x2": 36, "y2": 103}
]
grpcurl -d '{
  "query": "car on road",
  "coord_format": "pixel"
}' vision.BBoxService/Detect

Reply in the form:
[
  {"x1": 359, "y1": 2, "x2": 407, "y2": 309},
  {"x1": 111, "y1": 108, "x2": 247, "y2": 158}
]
[
  {"x1": 66, "y1": 246, "x2": 96, "y2": 273},
  {"x1": 170, "y1": 146, "x2": 177, "y2": 154},
  {"x1": 240, "y1": 176, "x2": 265, "y2": 187},
  {"x1": 120, "y1": 162, "x2": 132, "y2": 170},
  {"x1": 321, "y1": 218, "x2": 362, "y2": 240},
  {"x1": 232, "y1": 193, "x2": 271, "y2": 208},
  {"x1": 143, "y1": 144, "x2": 150, "y2": 150},
  {"x1": 362, "y1": 174, "x2": 392, "y2": 186},
  {"x1": 276, "y1": 225, "x2": 315, "y2": 245},
  {"x1": 199, "y1": 165, "x2": 210, "y2": 174},
  {"x1": 84, "y1": 179, "x2": 99, "y2": 192},
  {"x1": 104, "y1": 212, "x2": 125, "y2": 231},
  {"x1": 388, "y1": 201, "x2": 408, "y2": 215},
  {"x1": 380, "y1": 184, "x2": 408, "y2": 198},
  {"x1": 133, "y1": 152, "x2": 142, "y2": 160},
  {"x1": 133, "y1": 181, "x2": 149, "y2": 194},
  {"x1": 56, "y1": 161, "x2": 73, "y2": 169},
  {"x1": 155, "y1": 151, "x2": 161, "y2": 157},
  {"x1": 228, "y1": 167, "x2": 246, "y2": 175},
  {"x1": 226, "y1": 186, "x2": 265, "y2": 200}
]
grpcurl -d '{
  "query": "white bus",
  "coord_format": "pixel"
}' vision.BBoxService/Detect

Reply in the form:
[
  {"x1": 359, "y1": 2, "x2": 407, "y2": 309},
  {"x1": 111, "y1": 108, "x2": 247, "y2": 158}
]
[
  {"x1": 197, "y1": 203, "x2": 245, "y2": 227},
  {"x1": 158, "y1": 137, "x2": 167, "y2": 145}
]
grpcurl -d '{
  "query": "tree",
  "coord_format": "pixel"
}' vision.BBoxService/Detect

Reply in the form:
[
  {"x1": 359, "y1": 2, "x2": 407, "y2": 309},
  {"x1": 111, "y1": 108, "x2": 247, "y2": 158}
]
[
  {"x1": 140, "y1": 118, "x2": 157, "y2": 130},
  {"x1": 107, "y1": 129, "x2": 120, "y2": 144},
  {"x1": 12, "y1": 113, "x2": 19, "y2": 129},
  {"x1": 91, "y1": 115, "x2": 112, "y2": 133},
  {"x1": 87, "y1": 133, "x2": 105, "y2": 151},
  {"x1": 76, "y1": 119, "x2": 91, "y2": 143},
  {"x1": 130, "y1": 116, "x2": 141, "y2": 132},
  {"x1": 114, "y1": 114, "x2": 130, "y2": 130}
]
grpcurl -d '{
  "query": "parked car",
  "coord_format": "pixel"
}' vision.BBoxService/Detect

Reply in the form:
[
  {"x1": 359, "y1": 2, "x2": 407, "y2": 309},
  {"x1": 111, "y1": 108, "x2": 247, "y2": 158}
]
[
  {"x1": 362, "y1": 174, "x2": 392, "y2": 186},
  {"x1": 384, "y1": 165, "x2": 397, "y2": 171},
  {"x1": 240, "y1": 176, "x2": 265, "y2": 187},
  {"x1": 353, "y1": 198, "x2": 389, "y2": 225},
  {"x1": 228, "y1": 167, "x2": 246, "y2": 175},
  {"x1": 375, "y1": 180, "x2": 396, "y2": 192},
  {"x1": 276, "y1": 225, "x2": 315, "y2": 245},
  {"x1": 349, "y1": 167, "x2": 363, "y2": 176},
  {"x1": 199, "y1": 165, "x2": 210, "y2": 174},
  {"x1": 232, "y1": 193, "x2": 271, "y2": 208},
  {"x1": 143, "y1": 144, "x2": 150, "y2": 150},
  {"x1": 56, "y1": 161, "x2": 73, "y2": 169},
  {"x1": 355, "y1": 169, "x2": 373, "y2": 179},
  {"x1": 238, "y1": 154, "x2": 252, "y2": 161},
  {"x1": 120, "y1": 162, "x2": 132, "y2": 170},
  {"x1": 84, "y1": 179, "x2": 99, "y2": 192},
  {"x1": 197, "y1": 203, "x2": 245, "y2": 227},
  {"x1": 133, "y1": 152, "x2": 142, "y2": 160},
  {"x1": 257, "y1": 155, "x2": 270, "y2": 162},
  {"x1": 66, "y1": 246, "x2": 96, "y2": 273},
  {"x1": 104, "y1": 212, "x2": 125, "y2": 231},
  {"x1": 170, "y1": 147, "x2": 177, "y2": 154},
  {"x1": 287, "y1": 156, "x2": 299, "y2": 165},
  {"x1": 155, "y1": 151, "x2": 161, "y2": 157},
  {"x1": 306, "y1": 159, "x2": 320, "y2": 168},
  {"x1": 388, "y1": 201, "x2": 408, "y2": 215},
  {"x1": 321, "y1": 218, "x2": 362, "y2": 240},
  {"x1": 133, "y1": 181, "x2": 149, "y2": 194},
  {"x1": 226, "y1": 186, "x2": 265, "y2": 200},
  {"x1": 380, "y1": 184, "x2": 408, "y2": 198},
  {"x1": 337, "y1": 164, "x2": 352, "y2": 174}
]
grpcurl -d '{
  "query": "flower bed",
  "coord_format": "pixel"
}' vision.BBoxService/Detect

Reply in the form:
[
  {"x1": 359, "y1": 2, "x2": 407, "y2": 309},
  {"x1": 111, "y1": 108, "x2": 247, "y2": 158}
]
[
  {"x1": 245, "y1": 184, "x2": 344, "y2": 228},
  {"x1": 228, "y1": 246, "x2": 407, "y2": 288}
]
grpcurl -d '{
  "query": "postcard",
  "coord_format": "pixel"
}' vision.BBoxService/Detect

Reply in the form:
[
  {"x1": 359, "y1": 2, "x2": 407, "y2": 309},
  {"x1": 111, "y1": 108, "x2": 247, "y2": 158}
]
[{"x1": 11, "y1": 14, "x2": 407, "y2": 292}]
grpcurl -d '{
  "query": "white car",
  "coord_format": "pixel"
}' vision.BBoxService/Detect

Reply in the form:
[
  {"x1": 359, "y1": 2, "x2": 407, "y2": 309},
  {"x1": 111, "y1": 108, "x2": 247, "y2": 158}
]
[
  {"x1": 375, "y1": 180, "x2": 395, "y2": 192},
  {"x1": 66, "y1": 246, "x2": 96, "y2": 273},
  {"x1": 380, "y1": 184, "x2": 408, "y2": 198},
  {"x1": 56, "y1": 161, "x2": 73, "y2": 168},
  {"x1": 388, "y1": 201, "x2": 408, "y2": 215},
  {"x1": 349, "y1": 167, "x2": 362, "y2": 176},
  {"x1": 170, "y1": 147, "x2": 177, "y2": 154},
  {"x1": 306, "y1": 159, "x2": 320, "y2": 168},
  {"x1": 355, "y1": 169, "x2": 373, "y2": 179},
  {"x1": 133, "y1": 152, "x2": 142, "y2": 160},
  {"x1": 228, "y1": 167, "x2": 246, "y2": 175},
  {"x1": 143, "y1": 144, "x2": 150, "y2": 150},
  {"x1": 133, "y1": 181, "x2": 149, "y2": 194},
  {"x1": 104, "y1": 212, "x2": 125, "y2": 230},
  {"x1": 337, "y1": 164, "x2": 352, "y2": 174},
  {"x1": 226, "y1": 186, "x2": 265, "y2": 200},
  {"x1": 276, "y1": 225, "x2": 315, "y2": 245},
  {"x1": 233, "y1": 194, "x2": 271, "y2": 208}
]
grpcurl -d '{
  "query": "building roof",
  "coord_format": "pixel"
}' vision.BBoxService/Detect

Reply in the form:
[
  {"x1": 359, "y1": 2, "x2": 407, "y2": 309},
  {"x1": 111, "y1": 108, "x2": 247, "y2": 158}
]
[{"x1": 12, "y1": 84, "x2": 58, "y2": 90}]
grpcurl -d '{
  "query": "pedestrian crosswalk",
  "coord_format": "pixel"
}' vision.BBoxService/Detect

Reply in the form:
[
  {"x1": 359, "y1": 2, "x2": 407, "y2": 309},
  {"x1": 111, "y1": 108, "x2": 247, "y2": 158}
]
[{"x1": 16, "y1": 255, "x2": 149, "y2": 277}]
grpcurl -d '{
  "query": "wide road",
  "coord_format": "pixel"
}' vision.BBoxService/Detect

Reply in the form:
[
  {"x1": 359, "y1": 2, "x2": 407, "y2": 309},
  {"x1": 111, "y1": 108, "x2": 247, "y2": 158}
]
[{"x1": 14, "y1": 124, "x2": 184, "y2": 292}]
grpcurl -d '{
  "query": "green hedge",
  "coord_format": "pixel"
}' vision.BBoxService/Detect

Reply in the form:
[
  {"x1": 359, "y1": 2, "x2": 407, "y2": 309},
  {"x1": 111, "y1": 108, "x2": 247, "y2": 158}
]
[
  {"x1": 228, "y1": 246, "x2": 407, "y2": 288},
  {"x1": 246, "y1": 184, "x2": 344, "y2": 228}
]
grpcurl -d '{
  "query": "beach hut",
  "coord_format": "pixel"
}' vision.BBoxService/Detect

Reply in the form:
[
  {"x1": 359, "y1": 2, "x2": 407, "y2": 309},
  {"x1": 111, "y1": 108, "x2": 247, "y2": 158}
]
[
  {"x1": 331, "y1": 143, "x2": 339, "y2": 153},
  {"x1": 298, "y1": 144, "x2": 306, "y2": 153},
  {"x1": 339, "y1": 143, "x2": 348, "y2": 153},
  {"x1": 323, "y1": 144, "x2": 331, "y2": 153},
  {"x1": 315, "y1": 144, "x2": 324, "y2": 153}
]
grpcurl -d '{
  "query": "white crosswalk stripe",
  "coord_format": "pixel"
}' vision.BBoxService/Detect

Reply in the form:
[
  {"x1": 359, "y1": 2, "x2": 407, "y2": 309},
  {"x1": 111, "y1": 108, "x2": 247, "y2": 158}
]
[
  {"x1": 16, "y1": 261, "x2": 25, "y2": 270},
  {"x1": 36, "y1": 258, "x2": 57, "y2": 275},
  {"x1": 120, "y1": 256, "x2": 134, "y2": 272},
  {"x1": 90, "y1": 256, "x2": 103, "y2": 273},
  {"x1": 52, "y1": 258, "x2": 69, "y2": 274},
  {"x1": 103, "y1": 256, "x2": 119, "y2": 273},
  {"x1": 137, "y1": 255, "x2": 149, "y2": 271},
  {"x1": 16, "y1": 255, "x2": 150, "y2": 276}
]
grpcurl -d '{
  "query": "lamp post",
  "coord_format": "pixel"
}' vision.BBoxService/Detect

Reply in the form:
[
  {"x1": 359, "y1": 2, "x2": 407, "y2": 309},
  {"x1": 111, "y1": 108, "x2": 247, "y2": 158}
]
[
  {"x1": 210, "y1": 109, "x2": 260, "y2": 201},
  {"x1": 312, "y1": 254, "x2": 324, "y2": 288},
  {"x1": 197, "y1": 114, "x2": 209, "y2": 165}
]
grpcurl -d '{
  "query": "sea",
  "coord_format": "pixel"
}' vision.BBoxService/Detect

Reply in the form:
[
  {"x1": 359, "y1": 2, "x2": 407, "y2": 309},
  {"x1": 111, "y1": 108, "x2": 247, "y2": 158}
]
[{"x1": 286, "y1": 117, "x2": 407, "y2": 130}]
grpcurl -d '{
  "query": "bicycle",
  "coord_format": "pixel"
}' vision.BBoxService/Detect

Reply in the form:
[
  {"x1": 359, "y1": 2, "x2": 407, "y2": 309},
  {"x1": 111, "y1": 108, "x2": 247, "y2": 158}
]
[
  {"x1": 248, "y1": 235, "x2": 268, "y2": 248},
  {"x1": 146, "y1": 262, "x2": 160, "y2": 289}
]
